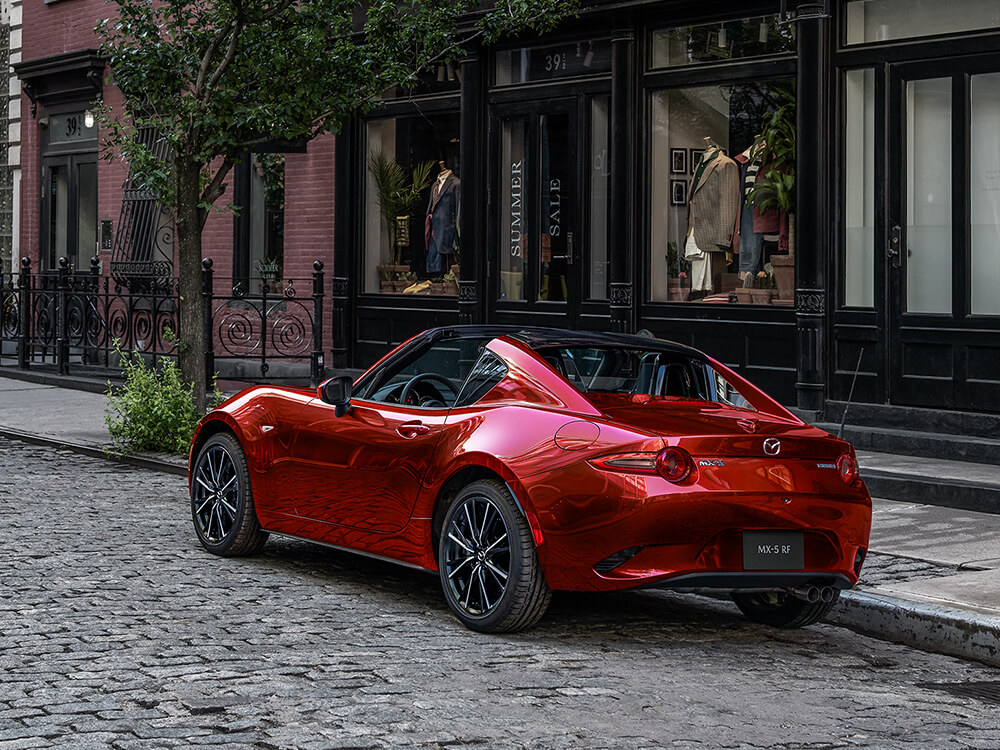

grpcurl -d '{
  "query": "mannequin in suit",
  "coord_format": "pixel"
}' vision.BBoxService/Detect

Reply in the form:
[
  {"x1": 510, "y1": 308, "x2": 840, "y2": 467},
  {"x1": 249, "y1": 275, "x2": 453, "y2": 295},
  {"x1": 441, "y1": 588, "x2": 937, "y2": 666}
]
[
  {"x1": 425, "y1": 161, "x2": 460, "y2": 275},
  {"x1": 685, "y1": 140, "x2": 739, "y2": 298}
]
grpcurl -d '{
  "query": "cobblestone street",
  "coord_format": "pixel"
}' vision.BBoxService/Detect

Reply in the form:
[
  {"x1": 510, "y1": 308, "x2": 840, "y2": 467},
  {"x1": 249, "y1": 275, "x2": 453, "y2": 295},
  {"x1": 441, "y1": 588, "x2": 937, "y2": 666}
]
[{"x1": 2, "y1": 437, "x2": 999, "y2": 749}]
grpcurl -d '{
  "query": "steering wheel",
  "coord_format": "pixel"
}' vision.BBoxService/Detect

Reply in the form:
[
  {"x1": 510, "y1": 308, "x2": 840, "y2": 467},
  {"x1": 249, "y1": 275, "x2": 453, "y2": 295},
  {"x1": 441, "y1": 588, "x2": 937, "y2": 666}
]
[{"x1": 399, "y1": 373, "x2": 458, "y2": 407}]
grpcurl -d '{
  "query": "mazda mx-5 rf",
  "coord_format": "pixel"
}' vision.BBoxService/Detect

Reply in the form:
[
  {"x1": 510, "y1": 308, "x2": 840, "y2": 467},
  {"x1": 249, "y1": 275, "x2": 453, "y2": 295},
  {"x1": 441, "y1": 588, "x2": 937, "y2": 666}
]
[{"x1": 189, "y1": 326, "x2": 872, "y2": 633}]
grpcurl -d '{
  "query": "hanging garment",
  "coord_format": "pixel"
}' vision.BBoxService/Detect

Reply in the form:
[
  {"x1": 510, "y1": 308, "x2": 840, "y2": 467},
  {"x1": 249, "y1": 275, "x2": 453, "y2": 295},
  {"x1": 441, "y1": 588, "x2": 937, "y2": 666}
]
[
  {"x1": 685, "y1": 231, "x2": 712, "y2": 293},
  {"x1": 425, "y1": 171, "x2": 461, "y2": 274},
  {"x1": 733, "y1": 153, "x2": 765, "y2": 275},
  {"x1": 688, "y1": 149, "x2": 740, "y2": 253}
]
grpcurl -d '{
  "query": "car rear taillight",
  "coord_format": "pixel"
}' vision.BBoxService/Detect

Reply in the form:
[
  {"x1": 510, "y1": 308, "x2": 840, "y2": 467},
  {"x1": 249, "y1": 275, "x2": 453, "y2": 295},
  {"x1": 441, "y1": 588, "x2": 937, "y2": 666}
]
[
  {"x1": 655, "y1": 447, "x2": 693, "y2": 483},
  {"x1": 589, "y1": 452, "x2": 660, "y2": 474},
  {"x1": 589, "y1": 447, "x2": 695, "y2": 484},
  {"x1": 837, "y1": 453, "x2": 859, "y2": 485}
]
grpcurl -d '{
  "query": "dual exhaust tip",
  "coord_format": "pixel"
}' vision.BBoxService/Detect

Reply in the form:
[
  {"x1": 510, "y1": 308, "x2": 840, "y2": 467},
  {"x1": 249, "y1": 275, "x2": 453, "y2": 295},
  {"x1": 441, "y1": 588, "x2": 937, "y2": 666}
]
[{"x1": 788, "y1": 585, "x2": 837, "y2": 603}]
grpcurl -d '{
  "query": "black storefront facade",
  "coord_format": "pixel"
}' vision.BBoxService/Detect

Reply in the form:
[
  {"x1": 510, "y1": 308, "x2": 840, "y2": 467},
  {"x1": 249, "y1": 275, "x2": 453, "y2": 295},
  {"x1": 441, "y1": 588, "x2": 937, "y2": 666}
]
[{"x1": 330, "y1": 0, "x2": 1000, "y2": 418}]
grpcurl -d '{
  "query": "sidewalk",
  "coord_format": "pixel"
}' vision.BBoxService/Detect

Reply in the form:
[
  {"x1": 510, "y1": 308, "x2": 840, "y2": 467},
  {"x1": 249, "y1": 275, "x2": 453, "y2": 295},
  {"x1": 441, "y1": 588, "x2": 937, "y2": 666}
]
[{"x1": 1, "y1": 369, "x2": 998, "y2": 667}]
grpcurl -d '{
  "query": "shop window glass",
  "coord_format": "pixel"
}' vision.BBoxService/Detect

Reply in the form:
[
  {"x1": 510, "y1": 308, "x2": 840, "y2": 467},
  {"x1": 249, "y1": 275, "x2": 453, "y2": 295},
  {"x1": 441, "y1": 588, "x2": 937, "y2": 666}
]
[
  {"x1": 363, "y1": 114, "x2": 461, "y2": 295},
  {"x1": 970, "y1": 72, "x2": 1000, "y2": 316},
  {"x1": 651, "y1": 17, "x2": 795, "y2": 69},
  {"x1": 47, "y1": 165, "x2": 68, "y2": 269},
  {"x1": 235, "y1": 153, "x2": 284, "y2": 292},
  {"x1": 590, "y1": 96, "x2": 610, "y2": 300},
  {"x1": 905, "y1": 78, "x2": 952, "y2": 315},
  {"x1": 649, "y1": 79, "x2": 796, "y2": 305},
  {"x1": 496, "y1": 40, "x2": 611, "y2": 85},
  {"x1": 844, "y1": 68, "x2": 875, "y2": 308},
  {"x1": 77, "y1": 162, "x2": 98, "y2": 264},
  {"x1": 845, "y1": 0, "x2": 1000, "y2": 45},
  {"x1": 499, "y1": 118, "x2": 527, "y2": 301}
]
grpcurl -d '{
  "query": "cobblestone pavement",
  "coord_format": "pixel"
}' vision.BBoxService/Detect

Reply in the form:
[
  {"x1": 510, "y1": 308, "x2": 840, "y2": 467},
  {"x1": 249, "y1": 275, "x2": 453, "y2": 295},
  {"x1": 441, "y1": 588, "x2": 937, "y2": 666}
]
[{"x1": 3, "y1": 437, "x2": 1000, "y2": 750}]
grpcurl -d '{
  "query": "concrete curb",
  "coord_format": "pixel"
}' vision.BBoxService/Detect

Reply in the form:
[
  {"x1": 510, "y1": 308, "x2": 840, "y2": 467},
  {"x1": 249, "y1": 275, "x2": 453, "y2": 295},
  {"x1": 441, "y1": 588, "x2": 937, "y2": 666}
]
[
  {"x1": 832, "y1": 590, "x2": 1000, "y2": 668},
  {"x1": 0, "y1": 427, "x2": 188, "y2": 477}
]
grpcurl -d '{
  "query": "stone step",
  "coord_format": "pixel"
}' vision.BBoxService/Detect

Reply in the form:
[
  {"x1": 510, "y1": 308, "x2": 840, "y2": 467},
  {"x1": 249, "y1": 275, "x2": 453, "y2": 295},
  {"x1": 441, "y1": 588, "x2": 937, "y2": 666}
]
[
  {"x1": 814, "y1": 422, "x2": 1000, "y2": 466},
  {"x1": 825, "y1": 400, "x2": 1000, "y2": 439},
  {"x1": 858, "y1": 450, "x2": 1000, "y2": 515}
]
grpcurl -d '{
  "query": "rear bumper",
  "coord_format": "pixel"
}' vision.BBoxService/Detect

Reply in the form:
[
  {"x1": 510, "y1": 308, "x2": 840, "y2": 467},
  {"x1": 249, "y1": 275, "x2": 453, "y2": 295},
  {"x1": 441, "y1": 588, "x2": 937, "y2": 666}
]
[
  {"x1": 521, "y1": 464, "x2": 872, "y2": 592},
  {"x1": 646, "y1": 571, "x2": 856, "y2": 592}
]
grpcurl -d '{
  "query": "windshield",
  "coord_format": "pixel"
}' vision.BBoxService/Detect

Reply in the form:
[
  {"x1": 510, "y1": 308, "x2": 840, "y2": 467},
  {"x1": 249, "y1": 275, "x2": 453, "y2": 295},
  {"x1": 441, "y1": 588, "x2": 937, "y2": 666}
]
[{"x1": 537, "y1": 346, "x2": 755, "y2": 411}]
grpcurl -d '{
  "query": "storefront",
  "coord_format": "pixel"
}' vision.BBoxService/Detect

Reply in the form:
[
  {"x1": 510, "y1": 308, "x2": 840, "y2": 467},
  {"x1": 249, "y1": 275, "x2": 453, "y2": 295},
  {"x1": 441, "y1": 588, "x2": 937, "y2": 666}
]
[{"x1": 334, "y1": 0, "x2": 1000, "y2": 415}]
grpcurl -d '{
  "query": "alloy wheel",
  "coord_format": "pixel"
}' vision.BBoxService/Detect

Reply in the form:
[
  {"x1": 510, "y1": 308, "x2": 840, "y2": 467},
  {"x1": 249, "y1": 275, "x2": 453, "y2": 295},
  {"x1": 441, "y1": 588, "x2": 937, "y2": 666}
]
[
  {"x1": 442, "y1": 495, "x2": 511, "y2": 616},
  {"x1": 192, "y1": 444, "x2": 240, "y2": 543}
]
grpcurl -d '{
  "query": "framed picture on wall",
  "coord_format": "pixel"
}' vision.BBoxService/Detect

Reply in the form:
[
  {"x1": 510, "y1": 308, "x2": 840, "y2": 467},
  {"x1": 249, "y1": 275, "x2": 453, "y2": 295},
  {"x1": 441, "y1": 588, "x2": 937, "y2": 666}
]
[
  {"x1": 670, "y1": 178, "x2": 687, "y2": 206},
  {"x1": 689, "y1": 148, "x2": 703, "y2": 174},
  {"x1": 670, "y1": 148, "x2": 687, "y2": 175}
]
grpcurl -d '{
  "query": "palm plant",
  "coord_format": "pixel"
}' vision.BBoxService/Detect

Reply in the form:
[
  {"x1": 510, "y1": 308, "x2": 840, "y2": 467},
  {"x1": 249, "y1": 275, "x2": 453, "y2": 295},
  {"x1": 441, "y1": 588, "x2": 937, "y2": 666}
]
[{"x1": 368, "y1": 150, "x2": 434, "y2": 269}]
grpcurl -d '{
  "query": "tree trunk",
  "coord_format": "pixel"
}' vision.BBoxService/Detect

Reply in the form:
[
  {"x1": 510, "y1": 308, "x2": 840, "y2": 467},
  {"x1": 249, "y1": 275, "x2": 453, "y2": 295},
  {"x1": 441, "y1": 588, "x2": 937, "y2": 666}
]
[{"x1": 176, "y1": 156, "x2": 208, "y2": 412}]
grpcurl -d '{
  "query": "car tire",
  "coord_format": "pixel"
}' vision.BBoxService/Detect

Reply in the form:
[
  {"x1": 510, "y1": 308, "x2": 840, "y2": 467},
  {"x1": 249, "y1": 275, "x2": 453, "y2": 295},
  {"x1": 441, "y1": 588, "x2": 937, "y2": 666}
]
[
  {"x1": 731, "y1": 590, "x2": 840, "y2": 628},
  {"x1": 191, "y1": 432, "x2": 268, "y2": 557},
  {"x1": 438, "y1": 479, "x2": 551, "y2": 633}
]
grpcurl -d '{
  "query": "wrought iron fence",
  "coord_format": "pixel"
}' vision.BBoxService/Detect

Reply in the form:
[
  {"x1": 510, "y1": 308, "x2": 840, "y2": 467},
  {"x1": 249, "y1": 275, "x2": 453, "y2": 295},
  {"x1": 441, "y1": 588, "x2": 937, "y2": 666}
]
[{"x1": 1, "y1": 256, "x2": 325, "y2": 388}]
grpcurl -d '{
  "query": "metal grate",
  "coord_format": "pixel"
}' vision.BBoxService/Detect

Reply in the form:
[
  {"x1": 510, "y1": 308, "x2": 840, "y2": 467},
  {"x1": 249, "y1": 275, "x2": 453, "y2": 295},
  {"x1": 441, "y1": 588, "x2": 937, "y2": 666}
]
[{"x1": 918, "y1": 681, "x2": 1000, "y2": 706}]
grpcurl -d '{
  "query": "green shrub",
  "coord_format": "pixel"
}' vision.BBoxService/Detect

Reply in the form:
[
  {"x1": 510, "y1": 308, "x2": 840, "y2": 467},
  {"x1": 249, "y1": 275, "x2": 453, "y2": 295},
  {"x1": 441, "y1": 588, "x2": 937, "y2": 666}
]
[{"x1": 105, "y1": 344, "x2": 203, "y2": 456}]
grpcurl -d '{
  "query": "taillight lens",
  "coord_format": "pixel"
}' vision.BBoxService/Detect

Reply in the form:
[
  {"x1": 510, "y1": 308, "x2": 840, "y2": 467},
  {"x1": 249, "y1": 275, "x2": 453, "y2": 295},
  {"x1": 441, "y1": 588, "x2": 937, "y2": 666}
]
[
  {"x1": 589, "y1": 447, "x2": 695, "y2": 484},
  {"x1": 656, "y1": 447, "x2": 694, "y2": 483},
  {"x1": 589, "y1": 452, "x2": 659, "y2": 474},
  {"x1": 837, "y1": 453, "x2": 859, "y2": 485}
]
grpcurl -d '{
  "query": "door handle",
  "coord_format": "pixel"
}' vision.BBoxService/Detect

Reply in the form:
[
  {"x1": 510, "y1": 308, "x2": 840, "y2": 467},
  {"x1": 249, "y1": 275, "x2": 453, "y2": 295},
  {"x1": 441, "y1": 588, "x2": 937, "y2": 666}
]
[
  {"x1": 888, "y1": 225, "x2": 902, "y2": 269},
  {"x1": 396, "y1": 421, "x2": 430, "y2": 438}
]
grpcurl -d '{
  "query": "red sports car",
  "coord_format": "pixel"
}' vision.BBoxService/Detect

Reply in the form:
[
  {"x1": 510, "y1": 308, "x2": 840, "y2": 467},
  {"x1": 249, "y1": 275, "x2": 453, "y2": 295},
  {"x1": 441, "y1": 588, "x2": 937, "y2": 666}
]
[{"x1": 189, "y1": 326, "x2": 871, "y2": 632}]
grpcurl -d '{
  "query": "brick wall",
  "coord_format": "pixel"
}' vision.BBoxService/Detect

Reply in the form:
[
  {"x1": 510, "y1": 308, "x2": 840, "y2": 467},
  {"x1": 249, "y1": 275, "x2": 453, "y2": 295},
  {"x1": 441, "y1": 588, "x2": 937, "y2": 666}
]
[{"x1": 19, "y1": 0, "x2": 337, "y2": 292}]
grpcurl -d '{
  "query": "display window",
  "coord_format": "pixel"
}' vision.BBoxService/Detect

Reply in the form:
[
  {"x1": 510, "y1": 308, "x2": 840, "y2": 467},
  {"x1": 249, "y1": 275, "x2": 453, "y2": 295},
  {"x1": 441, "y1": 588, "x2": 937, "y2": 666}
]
[
  {"x1": 844, "y1": 0, "x2": 1000, "y2": 45},
  {"x1": 651, "y1": 16, "x2": 795, "y2": 69},
  {"x1": 649, "y1": 78, "x2": 796, "y2": 305},
  {"x1": 363, "y1": 113, "x2": 461, "y2": 296}
]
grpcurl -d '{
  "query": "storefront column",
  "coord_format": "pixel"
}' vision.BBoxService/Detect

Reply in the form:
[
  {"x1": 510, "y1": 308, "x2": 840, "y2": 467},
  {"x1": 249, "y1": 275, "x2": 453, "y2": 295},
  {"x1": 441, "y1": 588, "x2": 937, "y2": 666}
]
[
  {"x1": 332, "y1": 130, "x2": 353, "y2": 369},
  {"x1": 609, "y1": 29, "x2": 635, "y2": 334},
  {"x1": 458, "y1": 53, "x2": 483, "y2": 325},
  {"x1": 794, "y1": 3, "x2": 831, "y2": 412}
]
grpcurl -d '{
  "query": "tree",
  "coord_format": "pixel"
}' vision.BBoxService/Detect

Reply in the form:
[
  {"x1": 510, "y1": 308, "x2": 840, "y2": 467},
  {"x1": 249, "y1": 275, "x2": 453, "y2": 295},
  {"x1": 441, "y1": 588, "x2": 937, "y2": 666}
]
[{"x1": 97, "y1": 0, "x2": 577, "y2": 410}]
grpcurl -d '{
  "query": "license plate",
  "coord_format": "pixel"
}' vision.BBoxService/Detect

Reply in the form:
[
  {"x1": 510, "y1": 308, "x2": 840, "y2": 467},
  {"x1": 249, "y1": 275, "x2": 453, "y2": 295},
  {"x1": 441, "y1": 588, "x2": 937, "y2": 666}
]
[{"x1": 742, "y1": 531, "x2": 804, "y2": 570}]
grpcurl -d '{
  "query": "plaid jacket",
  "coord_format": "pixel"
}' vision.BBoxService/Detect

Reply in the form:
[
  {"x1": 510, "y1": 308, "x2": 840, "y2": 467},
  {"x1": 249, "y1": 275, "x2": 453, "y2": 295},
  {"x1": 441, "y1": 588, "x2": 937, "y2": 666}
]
[{"x1": 688, "y1": 151, "x2": 740, "y2": 252}]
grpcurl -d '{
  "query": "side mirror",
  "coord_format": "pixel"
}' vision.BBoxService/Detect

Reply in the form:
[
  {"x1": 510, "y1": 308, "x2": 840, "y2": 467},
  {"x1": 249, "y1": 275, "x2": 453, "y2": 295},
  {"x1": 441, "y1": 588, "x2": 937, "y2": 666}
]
[{"x1": 319, "y1": 375, "x2": 353, "y2": 417}]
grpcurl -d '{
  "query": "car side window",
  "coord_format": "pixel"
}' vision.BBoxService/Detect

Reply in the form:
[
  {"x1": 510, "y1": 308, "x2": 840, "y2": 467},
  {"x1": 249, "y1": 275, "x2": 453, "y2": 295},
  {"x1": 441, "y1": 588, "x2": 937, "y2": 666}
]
[
  {"x1": 363, "y1": 338, "x2": 488, "y2": 409},
  {"x1": 454, "y1": 351, "x2": 508, "y2": 407}
]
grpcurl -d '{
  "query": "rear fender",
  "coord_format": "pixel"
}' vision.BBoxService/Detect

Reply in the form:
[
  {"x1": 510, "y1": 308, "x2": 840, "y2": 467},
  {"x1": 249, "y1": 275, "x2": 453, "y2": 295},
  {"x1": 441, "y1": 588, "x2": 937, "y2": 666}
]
[{"x1": 420, "y1": 453, "x2": 543, "y2": 559}]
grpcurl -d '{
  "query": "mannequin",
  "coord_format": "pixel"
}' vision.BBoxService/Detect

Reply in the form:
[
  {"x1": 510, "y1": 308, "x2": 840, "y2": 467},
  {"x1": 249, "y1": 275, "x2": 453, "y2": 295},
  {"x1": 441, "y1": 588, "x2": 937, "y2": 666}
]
[
  {"x1": 425, "y1": 161, "x2": 460, "y2": 275},
  {"x1": 685, "y1": 138, "x2": 739, "y2": 299}
]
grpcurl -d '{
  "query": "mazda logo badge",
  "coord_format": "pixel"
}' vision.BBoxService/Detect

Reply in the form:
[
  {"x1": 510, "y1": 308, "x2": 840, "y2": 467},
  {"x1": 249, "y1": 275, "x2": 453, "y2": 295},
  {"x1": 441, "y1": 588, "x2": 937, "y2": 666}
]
[{"x1": 763, "y1": 438, "x2": 781, "y2": 455}]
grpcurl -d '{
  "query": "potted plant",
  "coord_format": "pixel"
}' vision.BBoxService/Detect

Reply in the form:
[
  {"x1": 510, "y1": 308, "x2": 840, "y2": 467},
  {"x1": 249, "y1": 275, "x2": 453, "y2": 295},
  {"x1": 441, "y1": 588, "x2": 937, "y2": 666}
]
[
  {"x1": 368, "y1": 150, "x2": 433, "y2": 283},
  {"x1": 666, "y1": 241, "x2": 691, "y2": 302},
  {"x1": 747, "y1": 87, "x2": 796, "y2": 259},
  {"x1": 443, "y1": 272, "x2": 459, "y2": 295}
]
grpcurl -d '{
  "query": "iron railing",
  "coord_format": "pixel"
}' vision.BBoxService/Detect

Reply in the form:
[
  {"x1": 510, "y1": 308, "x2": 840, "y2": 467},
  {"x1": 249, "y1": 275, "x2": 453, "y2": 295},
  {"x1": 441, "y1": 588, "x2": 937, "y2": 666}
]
[{"x1": 1, "y1": 256, "x2": 326, "y2": 388}]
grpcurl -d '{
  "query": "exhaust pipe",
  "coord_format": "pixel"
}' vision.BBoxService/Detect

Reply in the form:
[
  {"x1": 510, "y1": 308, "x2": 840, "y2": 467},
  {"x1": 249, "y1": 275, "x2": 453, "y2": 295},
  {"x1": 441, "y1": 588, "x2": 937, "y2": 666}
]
[
  {"x1": 788, "y1": 586, "x2": 820, "y2": 603},
  {"x1": 820, "y1": 586, "x2": 836, "y2": 603}
]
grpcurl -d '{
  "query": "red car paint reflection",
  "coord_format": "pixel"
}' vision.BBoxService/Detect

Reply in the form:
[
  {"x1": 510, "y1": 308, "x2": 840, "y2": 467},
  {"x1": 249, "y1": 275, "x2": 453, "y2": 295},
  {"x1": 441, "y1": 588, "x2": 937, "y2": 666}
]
[{"x1": 190, "y1": 326, "x2": 872, "y2": 632}]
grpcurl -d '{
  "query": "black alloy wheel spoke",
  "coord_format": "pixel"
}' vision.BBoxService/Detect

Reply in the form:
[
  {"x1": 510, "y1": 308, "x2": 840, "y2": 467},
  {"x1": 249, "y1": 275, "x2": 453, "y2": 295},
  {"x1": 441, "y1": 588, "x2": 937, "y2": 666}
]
[
  {"x1": 444, "y1": 495, "x2": 512, "y2": 617},
  {"x1": 194, "y1": 445, "x2": 239, "y2": 543}
]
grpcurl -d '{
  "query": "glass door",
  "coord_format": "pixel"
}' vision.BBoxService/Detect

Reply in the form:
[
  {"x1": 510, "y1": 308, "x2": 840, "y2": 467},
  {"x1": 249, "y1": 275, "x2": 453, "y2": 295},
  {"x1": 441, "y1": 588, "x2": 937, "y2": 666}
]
[
  {"x1": 493, "y1": 99, "x2": 581, "y2": 325},
  {"x1": 887, "y1": 59, "x2": 1000, "y2": 410},
  {"x1": 41, "y1": 154, "x2": 98, "y2": 270}
]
